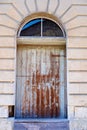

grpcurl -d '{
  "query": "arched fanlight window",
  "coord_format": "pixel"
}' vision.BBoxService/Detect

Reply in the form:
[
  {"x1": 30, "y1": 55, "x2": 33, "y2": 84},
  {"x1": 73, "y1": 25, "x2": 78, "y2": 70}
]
[{"x1": 19, "y1": 18, "x2": 65, "y2": 37}]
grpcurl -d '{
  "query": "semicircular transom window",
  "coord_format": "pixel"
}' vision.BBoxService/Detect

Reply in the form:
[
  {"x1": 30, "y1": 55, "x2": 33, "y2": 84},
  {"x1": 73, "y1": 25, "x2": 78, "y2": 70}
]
[{"x1": 20, "y1": 18, "x2": 65, "y2": 37}]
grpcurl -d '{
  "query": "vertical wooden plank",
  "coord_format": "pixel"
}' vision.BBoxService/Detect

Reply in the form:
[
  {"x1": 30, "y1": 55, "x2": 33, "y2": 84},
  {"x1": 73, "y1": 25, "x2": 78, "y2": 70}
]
[
  {"x1": 51, "y1": 82, "x2": 54, "y2": 117},
  {"x1": 36, "y1": 48, "x2": 39, "y2": 118},
  {"x1": 31, "y1": 49, "x2": 37, "y2": 118},
  {"x1": 54, "y1": 49, "x2": 57, "y2": 118},
  {"x1": 21, "y1": 48, "x2": 28, "y2": 118},
  {"x1": 48, "y1": 49, "x2": 52, "y2": 118},
  {"x1": 55, "y1": 49, "x2": 60, "y2": 117},
  {"x1": 22, "y1": 77, "x2": 26, "y2": 118},
  {"x1": 37, "y1": 48, "x2": 42, "y2": 118},
  {"x1": 44, "y1": 49, "x2": 48, "y2": 117},
  {"x1": 35, "y1": 49, "x2": 38, "y2": 118},
  {"x1": 39, "y1": 48, "x2": 42, "y2": 118},
  {"x1": 27, "y1": 49, "x2": 31, "y2": 118},
  {"x1": 41, "y1": 83, "x2": 44, "y2": 117},
  {"x1": 35, "y1": 49, "x2": 37, "y2": 118},
  {"x1": 25, "y1": 49, "x2": 29, "y2": 118},
  {"x1": 31, "y1": 49, "x2": 34, "y2": 118},
  {"x1": 30, "y1": 49, "x2": 33, "y2": 117},
  {"x1": 37, "y1": 85, "x2": 40, "y2": 118},
  {"x1": 45, "y1": 48, "x2": 48, "y2": 118},
  {"x1": 41, "y1": 48, "x2": 46, "y2": 117},
  {"x1": 52, "y1": 48, "x2": 56, "y2": 118},
  {"x1": 50, "y1": 48, "x2": 53, "y2": 117},
  {"x1": 16, "y1": 46, "x2": 23, "y2": 118},
  {"x1": 33, "y1": 49, "x2": 37, "y2": 118},
  {"x1": 46, "y1": 49, "x2": 51, "y2": 118},
  {"x1": 44, "y1": 48, "x2": 46, "y2": 118}
]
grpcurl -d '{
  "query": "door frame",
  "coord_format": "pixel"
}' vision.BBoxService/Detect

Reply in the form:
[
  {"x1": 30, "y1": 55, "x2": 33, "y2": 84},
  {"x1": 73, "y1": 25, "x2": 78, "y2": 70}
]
[
  {"x1": 15, "y1": 37, "x2": 67, "y2": 119},
  {"x1": 17, "y1": 37, "x2": 66, "y2": 46}
]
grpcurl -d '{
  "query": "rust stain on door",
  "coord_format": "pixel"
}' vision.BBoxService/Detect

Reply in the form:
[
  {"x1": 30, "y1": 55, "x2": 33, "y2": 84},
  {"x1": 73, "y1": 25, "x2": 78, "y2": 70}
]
[{"x1": 16, "y1": 46, "x2": 65, "y2": 118}]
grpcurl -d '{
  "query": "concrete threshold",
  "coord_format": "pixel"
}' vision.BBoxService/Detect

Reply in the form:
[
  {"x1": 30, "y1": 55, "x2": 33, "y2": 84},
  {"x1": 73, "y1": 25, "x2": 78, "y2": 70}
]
[{"x1": 15, "y1": 118, "x2": 69, "y2": 123}]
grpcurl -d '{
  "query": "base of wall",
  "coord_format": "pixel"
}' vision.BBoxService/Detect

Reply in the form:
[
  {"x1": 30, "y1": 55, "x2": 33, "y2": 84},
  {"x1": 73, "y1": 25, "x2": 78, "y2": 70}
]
[
  {"x1": 0, "y1": 118, "x2": 87, "y2": 130},
  {"x1": 69, "y1": 119, "x2": 87, "y2": 130},
  {"x1": 0, "y1": 119, "x2": 14, "y2": 130}
]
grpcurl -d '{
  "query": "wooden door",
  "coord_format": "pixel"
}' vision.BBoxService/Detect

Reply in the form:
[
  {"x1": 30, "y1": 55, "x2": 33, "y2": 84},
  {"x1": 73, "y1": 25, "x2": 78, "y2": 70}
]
[{"x1": 15, "y1": 45, "x2": 65, "y2": 118}]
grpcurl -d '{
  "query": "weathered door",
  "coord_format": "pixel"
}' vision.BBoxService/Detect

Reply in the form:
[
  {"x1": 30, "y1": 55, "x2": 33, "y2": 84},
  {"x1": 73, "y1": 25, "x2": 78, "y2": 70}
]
[{"x1": 16, "y1": 45, "x2": 65, "y2": 118}]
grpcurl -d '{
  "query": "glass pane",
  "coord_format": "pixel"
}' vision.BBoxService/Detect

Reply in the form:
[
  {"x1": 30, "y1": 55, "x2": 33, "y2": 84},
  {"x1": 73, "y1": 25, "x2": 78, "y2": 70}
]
[
  {"x1": 43, "y1": 19, "x2": 63, "y2": 37},
  {"x1": 20, "y1": 18, "x2": 41, "y2": 36}
]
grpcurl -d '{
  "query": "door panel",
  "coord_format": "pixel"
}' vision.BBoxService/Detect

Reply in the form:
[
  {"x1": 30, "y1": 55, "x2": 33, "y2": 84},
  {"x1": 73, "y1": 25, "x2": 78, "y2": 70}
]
[{"x1": 16, "y1": 45, "x2": 65, "y2": 118}]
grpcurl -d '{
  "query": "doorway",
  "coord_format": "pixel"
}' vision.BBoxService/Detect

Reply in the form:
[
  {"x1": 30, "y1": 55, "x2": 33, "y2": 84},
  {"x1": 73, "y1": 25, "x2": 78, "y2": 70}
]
[{"x1": 15, "y1": 16, "x2": 66, "y2": 119}]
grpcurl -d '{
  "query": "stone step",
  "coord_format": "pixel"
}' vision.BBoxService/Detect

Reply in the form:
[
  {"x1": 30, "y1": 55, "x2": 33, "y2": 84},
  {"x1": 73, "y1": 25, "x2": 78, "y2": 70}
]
[{"x1": 14, "y1": 120, "x2": 69, "y2": 130}]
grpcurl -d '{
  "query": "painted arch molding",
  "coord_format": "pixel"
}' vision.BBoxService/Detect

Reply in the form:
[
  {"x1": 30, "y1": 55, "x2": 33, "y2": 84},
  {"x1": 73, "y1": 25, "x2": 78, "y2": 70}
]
[
  {"x1": 0, "y1": 0, "x2": 72, "y2": 36},
  {"x1": 0, "y1": 0, "x2": 86, "y2": 37}
]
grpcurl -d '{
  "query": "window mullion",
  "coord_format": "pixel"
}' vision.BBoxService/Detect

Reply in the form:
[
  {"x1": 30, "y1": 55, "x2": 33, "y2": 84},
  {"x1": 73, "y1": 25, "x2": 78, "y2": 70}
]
[{"x1": 41, "y1": 18, "x2": 43, "y2": 37}]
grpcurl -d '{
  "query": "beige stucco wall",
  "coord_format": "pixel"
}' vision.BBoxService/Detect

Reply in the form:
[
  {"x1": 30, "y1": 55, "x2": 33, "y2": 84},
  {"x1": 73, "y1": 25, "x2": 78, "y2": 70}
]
[{"x1": 0, "y1": 0, "x2": 87, "y2": 129}]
